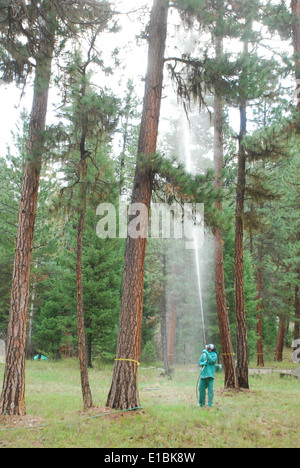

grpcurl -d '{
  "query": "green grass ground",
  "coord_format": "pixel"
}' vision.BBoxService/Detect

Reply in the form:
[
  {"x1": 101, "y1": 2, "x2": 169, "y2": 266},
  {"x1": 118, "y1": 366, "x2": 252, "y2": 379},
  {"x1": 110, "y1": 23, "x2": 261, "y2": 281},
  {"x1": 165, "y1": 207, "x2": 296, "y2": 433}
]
[{"x1": 0, "y1": 359, "x2": 299, "y2": 448}]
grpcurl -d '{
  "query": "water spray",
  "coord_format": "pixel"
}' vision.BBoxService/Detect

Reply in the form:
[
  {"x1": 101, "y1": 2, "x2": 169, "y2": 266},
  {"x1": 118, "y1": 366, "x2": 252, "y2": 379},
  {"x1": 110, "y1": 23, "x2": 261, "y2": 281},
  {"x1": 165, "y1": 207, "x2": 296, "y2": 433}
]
[
  {"x1": 193, "y1": 226, "x2": 207, "y2": 347},
  {"x1": 182, "y1": 112, "x2": 210, "y2": 405},
  {"x1": 182, "y1": 112, "x2": 207, "y2": 348}
]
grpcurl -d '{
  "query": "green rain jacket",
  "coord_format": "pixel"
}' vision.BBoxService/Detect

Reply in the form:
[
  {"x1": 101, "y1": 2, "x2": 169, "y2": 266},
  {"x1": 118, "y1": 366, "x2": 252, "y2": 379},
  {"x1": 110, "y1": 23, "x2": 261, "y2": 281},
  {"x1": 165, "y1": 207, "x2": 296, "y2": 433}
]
[{"x1": 199, "y1": 350, "x2": 218, "y2": 379}]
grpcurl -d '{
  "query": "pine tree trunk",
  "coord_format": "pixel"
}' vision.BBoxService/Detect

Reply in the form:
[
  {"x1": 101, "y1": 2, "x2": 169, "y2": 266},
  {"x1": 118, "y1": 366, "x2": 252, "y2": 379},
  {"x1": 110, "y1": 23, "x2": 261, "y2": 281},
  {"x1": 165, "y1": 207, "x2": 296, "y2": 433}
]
[
  {"x1": 213, "y1": 36, "x2": 237, "y2": 389},
  {"x1": 0, "y1": 40, "x2": 54, "y2": 416},
  {"x1": 235, "y1": 101, "x2": 249, "y2": 389},
  {"x1": 106, "y1": 0, "x2": 169, "y2": 410},
  {"x1": 76, "y1": 71, "x2": 93, "y2": 409},
  {"x1": 86, "y1": 318, "x2": 93, "y2": 369},
  {"x1": 76, "y1": 194, "x2": 93, "y2": 410},
  {"x1": 256, "y1": 241, "x2": 264, "y2": 367},
  {"x1": 275, "y1": 316, "x2": 285, "y2": 362}
]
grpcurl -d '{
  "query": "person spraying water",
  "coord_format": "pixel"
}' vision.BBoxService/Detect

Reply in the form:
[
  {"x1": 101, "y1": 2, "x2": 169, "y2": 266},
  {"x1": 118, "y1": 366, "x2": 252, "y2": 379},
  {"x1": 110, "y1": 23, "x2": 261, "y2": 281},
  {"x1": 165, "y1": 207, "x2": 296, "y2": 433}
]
[
  {"x1": 182, "y1": 112, "x2": 219, "y2": 406},
  {"x1": 198, "y1": 344, "x2": 218, "y2": 408}
]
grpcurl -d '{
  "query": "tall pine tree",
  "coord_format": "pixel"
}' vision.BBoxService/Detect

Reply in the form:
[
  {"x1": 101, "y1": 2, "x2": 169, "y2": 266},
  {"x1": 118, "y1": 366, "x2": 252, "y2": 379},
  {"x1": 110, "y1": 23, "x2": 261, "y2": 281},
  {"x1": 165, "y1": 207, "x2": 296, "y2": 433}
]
[{"x1": 0, "y1": 0, "x2": 113, "y2": 416}]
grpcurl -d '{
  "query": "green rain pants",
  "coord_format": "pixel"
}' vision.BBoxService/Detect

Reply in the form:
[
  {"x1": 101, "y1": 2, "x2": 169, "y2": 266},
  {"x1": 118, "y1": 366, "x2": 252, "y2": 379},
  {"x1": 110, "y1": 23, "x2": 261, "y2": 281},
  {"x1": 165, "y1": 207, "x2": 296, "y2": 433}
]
[{"x1": 199, "y1": 377, "x2": 214, "y2": 407}]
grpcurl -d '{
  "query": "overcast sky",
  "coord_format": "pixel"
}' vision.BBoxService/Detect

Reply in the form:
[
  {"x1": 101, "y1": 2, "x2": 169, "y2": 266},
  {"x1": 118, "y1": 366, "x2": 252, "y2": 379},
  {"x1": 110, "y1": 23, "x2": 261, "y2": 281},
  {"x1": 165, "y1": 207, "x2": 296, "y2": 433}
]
[
  {"x1": 0, "y1": 1, "x2": 294, "y2": 159},
  {"x1": 0, "y1": 0, "x2": 153, "y2": 157}
]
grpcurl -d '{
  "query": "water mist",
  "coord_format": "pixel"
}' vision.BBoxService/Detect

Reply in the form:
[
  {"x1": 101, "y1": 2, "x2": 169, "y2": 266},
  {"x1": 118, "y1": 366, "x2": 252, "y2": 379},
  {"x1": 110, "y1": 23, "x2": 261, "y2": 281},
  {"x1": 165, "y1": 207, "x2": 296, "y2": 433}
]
[{"x1": 181, "y1": 111, "x2": 207, "y2": 346}]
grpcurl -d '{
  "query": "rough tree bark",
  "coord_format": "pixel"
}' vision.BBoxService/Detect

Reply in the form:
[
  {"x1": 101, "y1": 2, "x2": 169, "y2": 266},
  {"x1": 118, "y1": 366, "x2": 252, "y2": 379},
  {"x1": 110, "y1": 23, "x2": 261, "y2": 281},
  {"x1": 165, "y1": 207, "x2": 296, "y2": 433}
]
[
  {"x1": 235, "y1": 99, "x2": 249, "y2": 389},
  {"x1": 0, "y1": 32, "x2": 54, "y2": 416},
  {"x1": 213, "y1": 35, "x2": 237, "y2": 389},
  {"x1": 276, "y1": 316, "x2": 286, "y2": 362},
  {"x1": 106, "y1": 0, "x2": 169, "y2": 410},
  {"x1": 256, "y1": 241, "x2": 264, "y2": 367}
]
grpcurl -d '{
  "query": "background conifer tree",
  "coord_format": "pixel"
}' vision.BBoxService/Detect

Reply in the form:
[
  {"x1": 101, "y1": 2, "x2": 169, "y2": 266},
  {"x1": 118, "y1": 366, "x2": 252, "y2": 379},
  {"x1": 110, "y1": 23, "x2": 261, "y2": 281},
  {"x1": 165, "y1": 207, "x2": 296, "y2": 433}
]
[{"x1": 0, "y1": 0, "x2": 114, "y2": 416}]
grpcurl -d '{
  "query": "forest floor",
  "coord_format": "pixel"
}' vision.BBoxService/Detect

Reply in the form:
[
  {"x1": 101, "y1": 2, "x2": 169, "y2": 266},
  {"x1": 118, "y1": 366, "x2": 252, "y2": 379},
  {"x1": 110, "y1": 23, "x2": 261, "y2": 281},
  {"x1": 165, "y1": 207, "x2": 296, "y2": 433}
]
[{"x1": 0, "y1": 358, "x2": 299, "y2": 448}]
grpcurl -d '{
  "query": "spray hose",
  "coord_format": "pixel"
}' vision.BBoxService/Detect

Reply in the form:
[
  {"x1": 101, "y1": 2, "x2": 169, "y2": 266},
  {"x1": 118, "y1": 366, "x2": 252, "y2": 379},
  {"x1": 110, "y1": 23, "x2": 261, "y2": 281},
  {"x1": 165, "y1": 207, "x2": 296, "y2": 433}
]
[{"x1": 196, "y1": 370, "x2": 201, "y2": 403}]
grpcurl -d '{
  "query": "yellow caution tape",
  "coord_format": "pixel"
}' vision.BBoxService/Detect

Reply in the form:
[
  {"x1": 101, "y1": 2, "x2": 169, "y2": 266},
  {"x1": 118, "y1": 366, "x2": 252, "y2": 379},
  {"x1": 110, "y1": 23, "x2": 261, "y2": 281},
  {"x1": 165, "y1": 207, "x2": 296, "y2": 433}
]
[{"x1": 115, "y1": 358, "x2": 140, "y2": 366}]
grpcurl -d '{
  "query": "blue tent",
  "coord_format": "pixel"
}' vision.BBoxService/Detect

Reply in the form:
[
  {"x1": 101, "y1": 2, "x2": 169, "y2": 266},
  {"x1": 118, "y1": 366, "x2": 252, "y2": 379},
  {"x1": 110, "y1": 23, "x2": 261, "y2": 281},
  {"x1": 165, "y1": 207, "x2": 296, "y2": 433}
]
[{"x1": 33, "y1": 354, "x2": 48, "y2": 361}]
